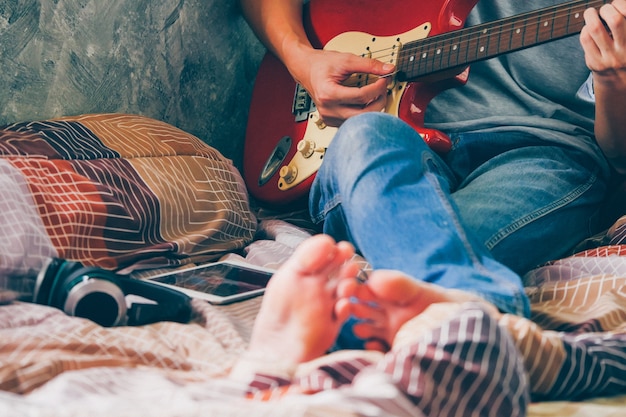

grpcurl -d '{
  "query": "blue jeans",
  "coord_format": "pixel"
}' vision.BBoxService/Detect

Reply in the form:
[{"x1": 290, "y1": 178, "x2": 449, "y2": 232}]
[{"x1": 310, "y1": 113, "x2": 607, "y2": 321}]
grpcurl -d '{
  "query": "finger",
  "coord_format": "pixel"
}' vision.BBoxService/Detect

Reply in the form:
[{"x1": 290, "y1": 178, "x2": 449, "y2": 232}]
[
  {"x1": 318, "y1": 87, "x2": 388, "y2": 124},
  {"x1": 605, "y1": 1, "x2": 626, "y2": 49},
  {"x1": 583, "y1": 7, "x2": 613, "y2": 53},
  {"x1": 315, "y1": 78, "x2": 390, "y2": 125},
  {"x1": 336, "y1": 77, "x2": 389, "y2": 105},
  {"x1": 600, "y1": 3, "x2": 622, "y2": 35},
  {"x1": 608, "y1": 0, "x2": 626, "y2": 18},
  {"x1": 316, "y1": 99, "x2": 385, "y2": 127},
  {"x1": 614, "y1": 0, "x2": 626, "y2": 12},
  {"x1": 580, "y1": 27, "x2": 602, "y2": 66},
  {"x1": 582, "y1": 5, "x2": 626, "y2": 72}
]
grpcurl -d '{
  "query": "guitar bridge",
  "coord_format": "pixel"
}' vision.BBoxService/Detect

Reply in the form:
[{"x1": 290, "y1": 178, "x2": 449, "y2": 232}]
[{"x1": 292, "y1": 83, "x2": 316, "y2": 122}]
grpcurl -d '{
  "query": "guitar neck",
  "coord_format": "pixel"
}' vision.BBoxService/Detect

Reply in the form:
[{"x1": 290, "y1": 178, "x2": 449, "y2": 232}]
[{"x1": 397, "y1": 0, "x2": 608, "y2": 81}]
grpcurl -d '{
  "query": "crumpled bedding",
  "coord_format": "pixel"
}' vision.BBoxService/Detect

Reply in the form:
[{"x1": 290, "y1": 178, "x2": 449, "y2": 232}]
[
  {"x1": 0, "y1": 114, "x2": 625, "y2": 416},
  {"x1": 1, "y1": 218, "x2": 626, "y2": 416}
]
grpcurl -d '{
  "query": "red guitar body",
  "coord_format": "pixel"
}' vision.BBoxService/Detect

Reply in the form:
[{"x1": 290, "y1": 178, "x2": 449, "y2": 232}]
[{"x1": 243, "y1": 0, "x2": 478, "y2": 207}]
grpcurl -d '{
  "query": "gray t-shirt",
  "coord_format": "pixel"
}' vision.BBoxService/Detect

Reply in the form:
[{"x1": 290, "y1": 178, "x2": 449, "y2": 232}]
[{"x1": 424, "y1": 0, "x2": 609, "y2": 176}]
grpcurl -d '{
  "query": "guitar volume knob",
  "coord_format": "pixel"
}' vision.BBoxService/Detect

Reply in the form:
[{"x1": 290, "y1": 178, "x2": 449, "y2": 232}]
[
  {"x1": 280, "y1": 165, "x2": 298, "y2": 184},
  {"x1": 297, "y1": 139, "x2": 316, "y2": 158}
]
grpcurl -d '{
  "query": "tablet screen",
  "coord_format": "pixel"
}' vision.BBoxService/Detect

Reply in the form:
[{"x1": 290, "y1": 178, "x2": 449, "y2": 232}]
[{"x1": 148, "y1": 263, "x2": 273, "y2": 299}]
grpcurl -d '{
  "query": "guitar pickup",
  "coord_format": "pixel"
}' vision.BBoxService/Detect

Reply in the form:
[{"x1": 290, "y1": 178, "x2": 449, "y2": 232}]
[{"x1": 292, "y1": 83, "x2": 316, "y2": 122}]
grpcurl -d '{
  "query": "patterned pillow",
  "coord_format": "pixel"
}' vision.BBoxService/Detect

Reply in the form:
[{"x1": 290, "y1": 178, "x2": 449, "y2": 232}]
[{"x1": 0, "y1": 113, "x2": 257, "y2": 280}]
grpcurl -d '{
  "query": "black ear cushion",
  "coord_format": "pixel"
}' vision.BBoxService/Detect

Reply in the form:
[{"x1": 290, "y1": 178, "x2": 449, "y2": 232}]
[
  {"x1": 34, "y1": 258, "x2": 127, "y2": 327},
  {"x1": 33, "y1": 258, "x2": 84, "y2": 307},
  {"x1": 57, "y1": 264, "x2": 127, "y2": 327},
  {"x1": 48, "y1": 261, "x2": 99, "y2": 309}
]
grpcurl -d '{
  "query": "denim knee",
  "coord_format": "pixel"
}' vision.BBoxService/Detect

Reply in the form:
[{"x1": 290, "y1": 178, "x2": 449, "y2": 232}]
[
  {"x1": 321, "y1": 113, "x2": 429, "y2": 186},
  {"x1": 331, "y1": 112, "x2": 425, "y2": 152}
]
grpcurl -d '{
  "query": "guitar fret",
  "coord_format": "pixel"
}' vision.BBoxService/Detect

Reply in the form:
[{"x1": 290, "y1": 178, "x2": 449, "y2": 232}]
[{"x1": 397, "y1": 0, "x2": 606, "y2": 82}]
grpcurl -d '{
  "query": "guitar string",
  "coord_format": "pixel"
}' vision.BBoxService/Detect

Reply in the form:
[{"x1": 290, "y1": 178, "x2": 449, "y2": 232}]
[
  {"x1": 382, "y1": 0, "x2": 604, "y2": 62},
  {"x1": 399, "y1": 0, "x2": 607, "y2": 76},
  {"x1": 345, "y1": 0, "x2": 604, "y2": 86}
]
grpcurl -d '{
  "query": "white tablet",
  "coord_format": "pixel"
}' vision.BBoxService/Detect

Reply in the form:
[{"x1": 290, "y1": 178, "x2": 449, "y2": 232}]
[{"x1": 144, "y1": 261, "x2": 275, "y2": 305}]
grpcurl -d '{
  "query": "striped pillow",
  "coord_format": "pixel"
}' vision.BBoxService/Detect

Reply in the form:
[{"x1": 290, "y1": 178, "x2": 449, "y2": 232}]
[{"x1": 0, "y1": 113, "x2": 256, "y2": 277}]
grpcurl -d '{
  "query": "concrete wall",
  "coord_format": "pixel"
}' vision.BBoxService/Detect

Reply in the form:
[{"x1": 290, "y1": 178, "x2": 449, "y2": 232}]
[{"x1": 0, "y1": 0, "x2": 265, "y2": 165}]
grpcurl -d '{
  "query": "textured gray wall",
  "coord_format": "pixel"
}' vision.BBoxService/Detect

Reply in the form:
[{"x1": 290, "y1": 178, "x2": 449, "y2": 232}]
[{"x1": 0, "y1": 0, "x2": 265, "y2": 165}]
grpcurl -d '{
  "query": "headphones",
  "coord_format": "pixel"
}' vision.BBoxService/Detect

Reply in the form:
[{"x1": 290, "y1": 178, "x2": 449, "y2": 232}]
[{"x1": 33, "y1": 258, "x2": 192, "y2": 327}]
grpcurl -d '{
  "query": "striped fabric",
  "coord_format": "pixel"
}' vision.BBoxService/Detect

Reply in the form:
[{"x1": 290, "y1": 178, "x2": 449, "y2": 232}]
[
  {"x1": 1, "y1": 218, "x2": 625, "y2": 415},
  {"x1": 0, "y1": 124, "x2": 625, "y2": 415},
  {"x1": 243, "y1": 303, "x2": 529, "y2": 417},
  {"x1": 0, "y1": 114, "x2": 256, "y2": 283}
]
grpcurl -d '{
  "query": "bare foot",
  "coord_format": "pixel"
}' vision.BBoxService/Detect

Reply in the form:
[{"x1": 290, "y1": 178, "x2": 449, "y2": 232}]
[
  {"x1": 246, "y1": 234, "x2": 361, "y2": 365},
  {"x1": 342, "y1": 270, "x2": 480, "y2": 351}
]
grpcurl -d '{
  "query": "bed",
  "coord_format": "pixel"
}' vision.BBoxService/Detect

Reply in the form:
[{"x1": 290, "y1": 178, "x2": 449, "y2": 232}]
[{"x1": 0, "y1": 113, "x2": 624, "y2": 416}]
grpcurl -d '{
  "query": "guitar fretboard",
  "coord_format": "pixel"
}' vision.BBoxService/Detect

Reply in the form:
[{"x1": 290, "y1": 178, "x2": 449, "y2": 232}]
[{"x1": 397, "y1": 0, "x2": 607, "y2": 81}]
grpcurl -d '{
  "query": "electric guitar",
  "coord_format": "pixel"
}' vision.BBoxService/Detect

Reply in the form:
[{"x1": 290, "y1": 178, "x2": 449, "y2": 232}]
[{"x1": 243, "y1": 0, "x2": 606, "y2": 207}]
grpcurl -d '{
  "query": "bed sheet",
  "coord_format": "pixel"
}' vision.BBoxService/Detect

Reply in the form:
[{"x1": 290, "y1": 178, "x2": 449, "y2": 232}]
[
  {"x1": 1, "y1": 218, "x2": 626, "y2": 416},
  {"x1": 0, "y1": 114, "x2": 625, "y2": 415}
]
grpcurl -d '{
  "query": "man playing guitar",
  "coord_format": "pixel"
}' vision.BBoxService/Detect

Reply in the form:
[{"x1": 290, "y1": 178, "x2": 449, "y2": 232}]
[{"x1": 239, "y1": 0, "x2": 626, "y2": 342}]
